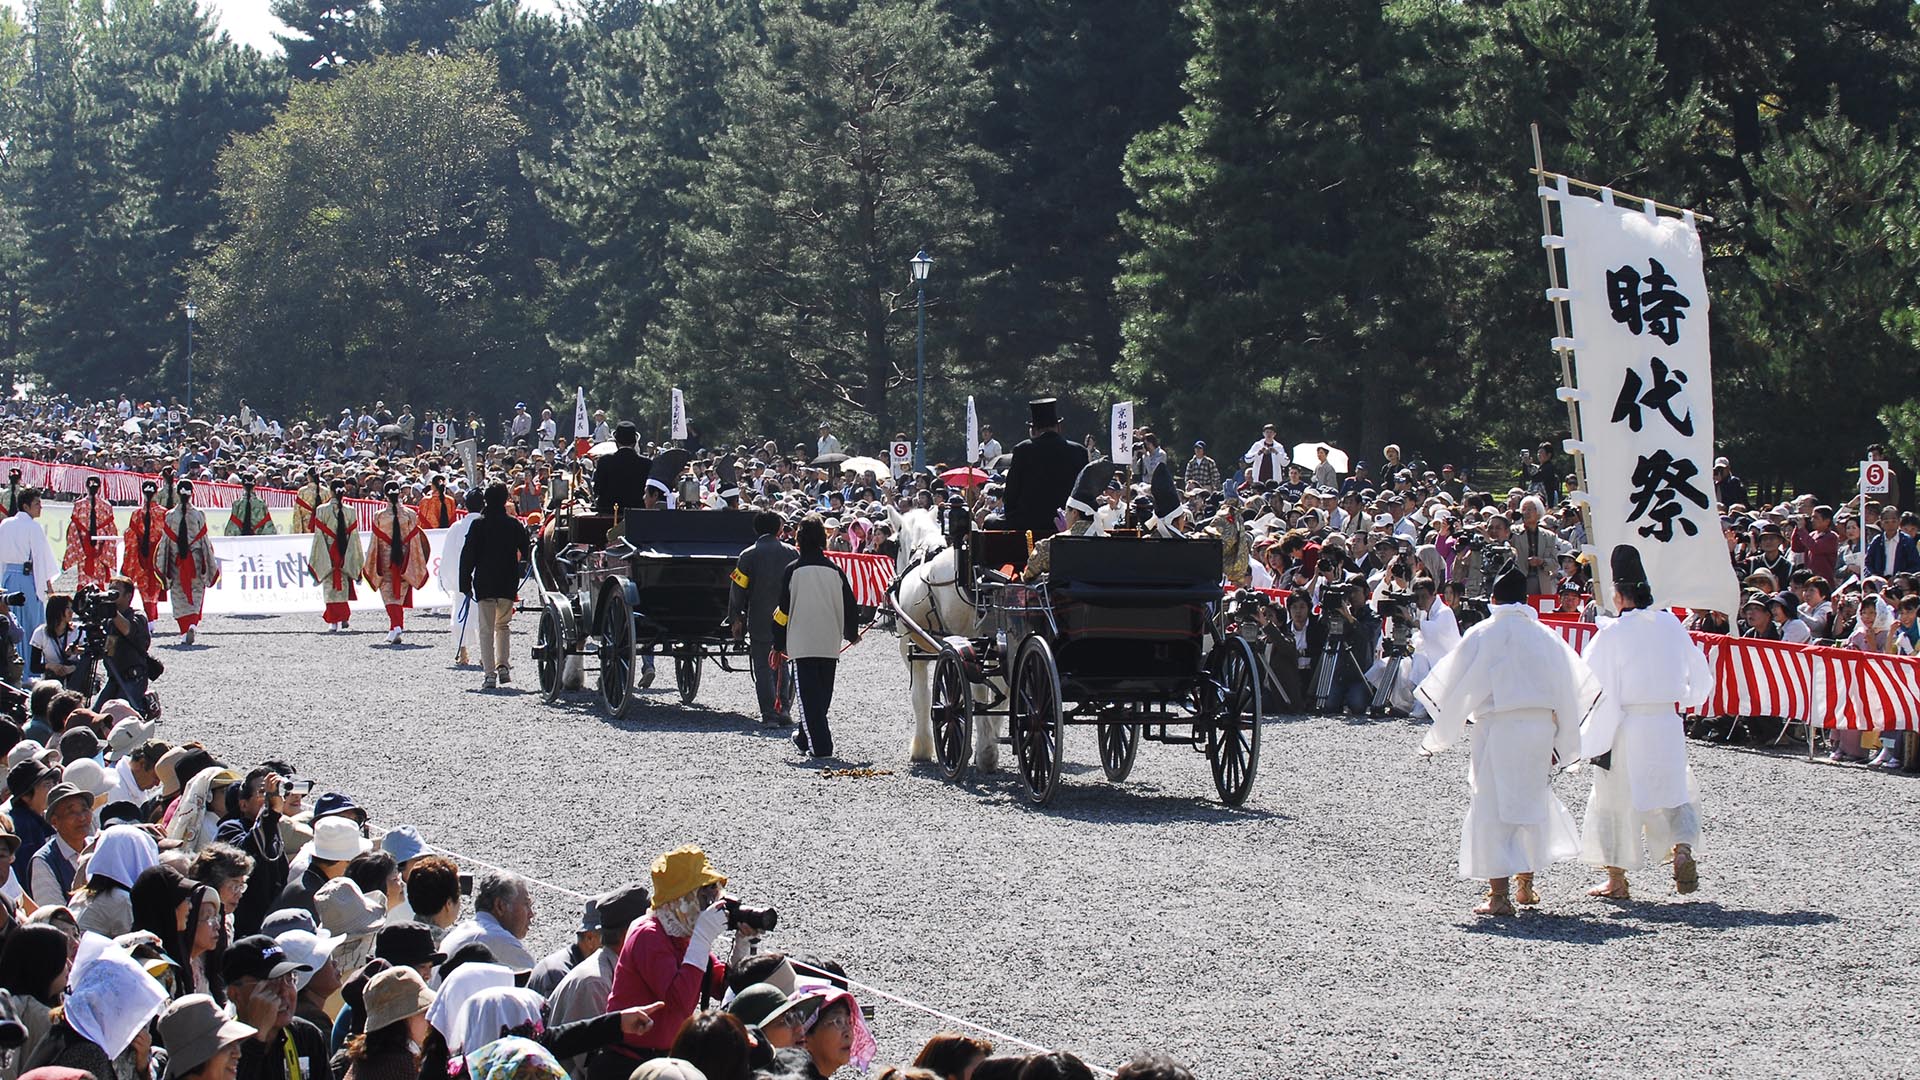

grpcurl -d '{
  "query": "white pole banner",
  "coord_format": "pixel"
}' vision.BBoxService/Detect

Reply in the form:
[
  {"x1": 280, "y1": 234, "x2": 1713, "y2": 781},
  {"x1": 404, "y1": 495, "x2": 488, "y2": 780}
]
[
  {"x1": 1110, "y1": 401, "x2": 1133, "y2": 466},
  {"x1": 1556, "y1": 192, "x2": 1738, "y2": 614},
  {"x1": 965, "y1": 396, "x2": 979, "y2": 466},
  {"x1": 670, "y1": 388, "x2": 688, "y2": 441},
  {"x1": 574, "y1": 386, "x2": 589, "y2": 439},
  {"x1": 456, "y1": 439, "x2": 479, "y2": 487}
]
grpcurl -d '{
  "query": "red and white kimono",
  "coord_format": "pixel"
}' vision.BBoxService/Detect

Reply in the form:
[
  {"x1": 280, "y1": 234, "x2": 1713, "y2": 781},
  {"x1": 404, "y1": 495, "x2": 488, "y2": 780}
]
[
  {"x1": 309, "y1": 501, "x2": 365, "y2": 627},
  {"x1": 120, "y1": 496, "x2": 169, "y2": 621},
  {"x1": 290, "y1": 480, "x2": 324, "y2": 534},
  {"x1": 63, "y1": 492, "x2": 120, "y2": 590},
  {"x1": 155, "y1": 503, "x2": 219, "y2": 633},
  {"x1": 364, "y1": 502, "x2": 430, "y2": 630}
]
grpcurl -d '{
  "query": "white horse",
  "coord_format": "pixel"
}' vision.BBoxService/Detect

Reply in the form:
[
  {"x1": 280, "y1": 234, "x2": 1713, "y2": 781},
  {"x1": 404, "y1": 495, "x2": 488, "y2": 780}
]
[{"x1": 888, "y1": 506, "x2": 1001, "y2": 770}]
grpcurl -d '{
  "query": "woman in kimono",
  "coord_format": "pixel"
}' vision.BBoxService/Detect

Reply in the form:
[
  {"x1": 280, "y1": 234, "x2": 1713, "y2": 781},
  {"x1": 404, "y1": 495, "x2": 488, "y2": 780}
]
[
  {"x1": 120, "y1": 480, "x2": 168, "y2": 621},
  {"x1": 155, "y1": 479, "x2": 219, "y2": 644},
  {"x1": 290, "y1": 467, "x2": 324, "y2": 534},
  {"x1": 364, "y1": 481, "x2": 430, "y2": 644},
  {"x1": 1416, "y1": 566, "x2": 1595, "y2": 915},
  {"x1": 223, "y1": 475, "x2": 277, "y2": 536},
  {"x1": 310, "y1": 480, "x2": 365, "y2": 630},
  {"x1": 1578, "y1": 545, "x2": 1714, "y2": 900},
  {"x1": 63, "y1": 475, "x2": 120, "y2": 590}
]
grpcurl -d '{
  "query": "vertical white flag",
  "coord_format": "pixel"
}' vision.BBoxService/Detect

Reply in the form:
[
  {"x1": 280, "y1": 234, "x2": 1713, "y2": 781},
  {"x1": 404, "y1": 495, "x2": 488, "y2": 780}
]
[
  {"x1": 1110, "y1": 402, "x2": 1133, "y2": 466},
  {"x1": 573, "y1": 387, "x2": 589, "y2": 439},
  {"x1": 670, "y1": 388, "x2": 688, "y2": 441},
  {"x1": 965, "y1": 396, "x2": 979, "y2": 465},
  {"x1": 1555, "y1": 189, "x2": 1738, "y2": 615}
]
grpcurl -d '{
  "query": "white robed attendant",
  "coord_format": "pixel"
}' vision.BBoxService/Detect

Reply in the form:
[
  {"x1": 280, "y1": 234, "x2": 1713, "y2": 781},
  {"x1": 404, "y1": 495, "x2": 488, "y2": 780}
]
[
  {"x1": 1416, "y1": 570, "x2": 1595, "y2": 914},
  {"x1": 1369, "y1": 583, "x2": 1461, "y2": 715},
  {"x1": 1576, "y1": 546, "x2": 1712, "y2": 898},
  {"x1": 438, "y1": 507, "x2": 479, "y2": 665},
  {"x1": 0, "y1": 499, "x2": 59, "y2": 648}
]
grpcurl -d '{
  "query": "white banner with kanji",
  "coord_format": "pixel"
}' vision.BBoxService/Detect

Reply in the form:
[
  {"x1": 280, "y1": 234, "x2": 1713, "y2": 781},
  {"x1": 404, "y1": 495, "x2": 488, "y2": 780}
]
[
  {"x1": 1557, "y1": 191, "x2": 1739, "y2": 615},
  {"x1": 184, "y1": 530, "x2": 454, "y2": 615}
]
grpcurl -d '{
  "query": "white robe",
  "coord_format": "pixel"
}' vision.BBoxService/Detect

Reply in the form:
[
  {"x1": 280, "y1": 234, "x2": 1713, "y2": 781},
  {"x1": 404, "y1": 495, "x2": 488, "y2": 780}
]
[
  {"x1": 1416, "y1": 603, "x2": 1594, "y2": 879},
  {"x1": 0, "y1": 512, "x2": 58, "y2": 599},
  {"x1": 438, "y1": 514, "x2": 478, "y2": 653},
  {"x1": 1578, "y1": 607, "x2": 1713, "y2": 869}
]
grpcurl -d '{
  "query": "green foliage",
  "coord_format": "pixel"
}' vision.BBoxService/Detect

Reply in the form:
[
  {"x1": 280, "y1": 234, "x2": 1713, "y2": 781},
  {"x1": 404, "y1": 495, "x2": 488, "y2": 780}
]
[
  {"x1": 270, "y1": 0, "x2": 376, "y2": 79},
  {"x1": 381, "y1": 0, "x2": 489, "y2": 55},
  {"x1": 192, "y1": 52, "x2": 537, "y2": 413},
  {"x1": 655, "y1": 0, "x2": 999, "y2": 449}
]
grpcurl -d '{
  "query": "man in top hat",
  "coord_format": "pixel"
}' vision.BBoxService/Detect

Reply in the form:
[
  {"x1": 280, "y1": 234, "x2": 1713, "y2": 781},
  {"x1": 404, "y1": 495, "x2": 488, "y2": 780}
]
[
  {"x1": 64, "y1": 475, "x2": 119, "y2": 590},
  {"x1": 1416, "y1": 563, "x2": 1595, "y2": 916},
  {"x1": 156, "y1": 479, "x2": 219, "y2": 644},
  {"x1": 1577, "y1": 545, "x2": 1713, "y2": 901},
  {"x1": 290, "y1": 467, "x2": 324, "y2": 534},
  {"x1": 1001, "y1": 398, "x2": 1089, "y2": 540},
  {"x1": 595, "y1": 422, "x2": 653, "y2": 517},
  {"x1": 224, "y1": 475, "x2": 277, "y2": 536},
  {"x1": 364, "y1": 481, "x2": 431, "y2": 645},
  {"x1": 1024, "y1": 461, "x2": 1118, "y2": 583},
  {"x1": 309, "y1": 480, "x2": 365, "y2": 631}
]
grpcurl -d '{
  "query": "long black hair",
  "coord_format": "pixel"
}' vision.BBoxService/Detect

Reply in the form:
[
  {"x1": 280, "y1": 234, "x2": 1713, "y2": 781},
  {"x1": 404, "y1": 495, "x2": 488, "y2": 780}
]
[{"x1": 0, "y1": 924, "x2": 70, "y2": 1004}]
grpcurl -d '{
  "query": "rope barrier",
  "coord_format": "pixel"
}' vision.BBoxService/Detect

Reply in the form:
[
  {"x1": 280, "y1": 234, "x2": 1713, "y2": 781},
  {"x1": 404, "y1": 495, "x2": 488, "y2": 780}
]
[{"x1": 424, "y1": 842, "x2": 1119, "y2": 1077}]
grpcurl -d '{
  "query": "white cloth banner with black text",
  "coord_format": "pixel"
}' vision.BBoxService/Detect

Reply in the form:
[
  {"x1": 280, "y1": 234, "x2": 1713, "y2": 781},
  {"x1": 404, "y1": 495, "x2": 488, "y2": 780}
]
[
  {"x1": 188, "y1": 530, "x2": 455, "y2": 616},
  {"x1": 1556, "y1": 189, "x2": 1739, "y2": 615}
]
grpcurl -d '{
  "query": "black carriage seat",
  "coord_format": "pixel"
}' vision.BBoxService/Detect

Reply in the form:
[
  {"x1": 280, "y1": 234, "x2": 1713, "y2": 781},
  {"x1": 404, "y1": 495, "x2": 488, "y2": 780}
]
[
  {"x1": 1045, "y1": 535, "x2": 1223, "y2": 682},
  {"x1": 970, "y1": 529, "x2": 1030, "y2": 574},
  {"x1": 568, "y1": 513, "x2": 619, "y2": 551},
  {"x1": 621, "y1": 510, "x2": 762, "y2": 639}
]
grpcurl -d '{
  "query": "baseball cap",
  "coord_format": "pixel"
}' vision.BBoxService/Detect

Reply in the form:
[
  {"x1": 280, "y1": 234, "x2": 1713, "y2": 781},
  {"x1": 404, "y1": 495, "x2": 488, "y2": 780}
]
[
  {"x1": 311, "y1": 791, "x2": 365, "y2": 822},
  {"x1": 222, "y1": 935, "x2": 312, "y2": 983}
]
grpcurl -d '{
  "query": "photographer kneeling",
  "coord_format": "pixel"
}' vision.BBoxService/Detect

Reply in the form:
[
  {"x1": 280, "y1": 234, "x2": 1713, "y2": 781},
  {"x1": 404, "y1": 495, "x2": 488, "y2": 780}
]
[
  {"x1": 30, "y1": 593, "x2": 82, "y2": 691},
  {"x1": 99, "y1": 575, "x2": 154, "y2": 715}
]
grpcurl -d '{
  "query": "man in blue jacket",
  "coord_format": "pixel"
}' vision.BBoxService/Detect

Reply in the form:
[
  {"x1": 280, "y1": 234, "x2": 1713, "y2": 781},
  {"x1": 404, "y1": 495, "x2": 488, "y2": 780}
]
[{"x1": 1865, "y1": 503, "x2": 1920, "y2": 578}]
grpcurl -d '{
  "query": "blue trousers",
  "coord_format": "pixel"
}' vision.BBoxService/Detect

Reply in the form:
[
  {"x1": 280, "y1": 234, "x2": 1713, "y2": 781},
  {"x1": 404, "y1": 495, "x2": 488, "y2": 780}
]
[{"x1": 3, "y1": 564, "x2": 43, "y2": 677}]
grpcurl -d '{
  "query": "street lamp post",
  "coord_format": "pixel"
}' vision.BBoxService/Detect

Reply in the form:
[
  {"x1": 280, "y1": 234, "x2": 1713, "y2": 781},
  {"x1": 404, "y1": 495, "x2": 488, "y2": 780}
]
[
  {"x1": 184, "y1": 301, "x2": 198, "y2": 414},
  {"x1": 910, "y1": 250, "x2": 931, "y2": 470}
]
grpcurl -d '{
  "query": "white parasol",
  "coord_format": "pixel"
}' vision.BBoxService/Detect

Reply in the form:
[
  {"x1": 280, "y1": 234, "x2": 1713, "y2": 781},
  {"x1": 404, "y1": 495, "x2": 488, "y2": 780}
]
[
  {"x1": 1292, "y1": 442, "x2": 1347, "y2": 473},
  {"x1": 841, "y1": 455, "x2": 889, "y2": 478}
]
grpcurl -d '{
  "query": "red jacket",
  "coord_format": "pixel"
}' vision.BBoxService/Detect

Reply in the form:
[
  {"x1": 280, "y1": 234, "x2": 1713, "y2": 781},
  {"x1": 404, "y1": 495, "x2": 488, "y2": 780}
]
[{"x1": 605, "y1": 915, "x2": 726, "y2": 1051}]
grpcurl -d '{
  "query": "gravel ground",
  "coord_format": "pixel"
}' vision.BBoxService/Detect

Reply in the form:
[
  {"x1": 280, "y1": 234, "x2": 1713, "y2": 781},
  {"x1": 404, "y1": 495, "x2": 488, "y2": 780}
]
[{"x1": 158, "y1": 610, "x2": 1918, "y2": 1078}]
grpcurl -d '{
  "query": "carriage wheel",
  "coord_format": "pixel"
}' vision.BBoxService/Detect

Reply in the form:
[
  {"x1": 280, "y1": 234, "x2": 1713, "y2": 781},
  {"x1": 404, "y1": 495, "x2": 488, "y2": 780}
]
[
  {"x1": 1010, "y1": 636, "x2": 1064, "y2": 807},
  {"x1": 1097, "y1": 712, "x2": 1140, "y2": 783},
  {"x1": 597, "y1": 589, "x2": 636, "y2": 718},
  {"x1": 930, "y1": 646, "x2": 974, "y2": 782},
  {"x1": 534, "y1": 607, "x2": 563, "y2": 703},
  {"x1": 675, "y1": 655, "x2": 702, "y2": 705},
  {"x1": 1206, "y1": 636, "x2": 1263, "y2": 806}
]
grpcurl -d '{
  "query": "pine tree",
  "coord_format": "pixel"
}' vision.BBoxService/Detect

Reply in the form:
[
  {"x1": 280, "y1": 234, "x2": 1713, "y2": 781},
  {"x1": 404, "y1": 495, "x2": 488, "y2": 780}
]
[
  {"x1": 656, "y1": 0, "x2": 999, "y2": 447},
  {"x1": 381, "y1": 0, "x2": 488, "y2": 56},
  {"x1": 271, "y1": 0, "x2": 377, "y2": 79}
]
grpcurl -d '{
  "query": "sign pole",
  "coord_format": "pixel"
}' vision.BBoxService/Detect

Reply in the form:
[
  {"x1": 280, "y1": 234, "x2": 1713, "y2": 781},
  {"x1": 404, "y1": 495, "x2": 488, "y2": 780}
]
[{"x1": 1531, "y1": 123, "x2": 1603, "y2": 611}]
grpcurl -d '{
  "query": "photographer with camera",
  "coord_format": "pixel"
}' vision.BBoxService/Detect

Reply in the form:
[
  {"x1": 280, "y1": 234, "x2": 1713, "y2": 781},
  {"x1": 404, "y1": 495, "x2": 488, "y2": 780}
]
[
  {"x1": 99, "y1": 575, "x2": 155, "y2": 715},
  {"x1": 29, "y1": 593, "x2": 81, "y2": 690},
  {"x1": 604, "y1": 846, "x2": 770, "y2": 1077}
]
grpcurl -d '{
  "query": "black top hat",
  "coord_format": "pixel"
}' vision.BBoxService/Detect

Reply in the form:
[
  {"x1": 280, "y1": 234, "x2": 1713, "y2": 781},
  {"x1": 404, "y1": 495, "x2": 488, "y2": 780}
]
[
  {"x1": 1610, "y1": 543, "x2": 1648, "y2": 587},
  {"x1": 716, "y1": 457, "x2": 740, "y2": 500},
  {"x1": 1027, "y1": 398, "x2": 1062, "y2": 429},
  {"x1": 1065, "y1": 461, "x2": 1120, "y2": 516},
  {"x1": 648, "y1": 447, "x2": 691, "y2": 493},
  {"x1": 1149, "y1": 461, "x2": 1180, "y2": 520},
  {"x1": 1491, "y1": 565, "x2": 1529, "y2": 605}
]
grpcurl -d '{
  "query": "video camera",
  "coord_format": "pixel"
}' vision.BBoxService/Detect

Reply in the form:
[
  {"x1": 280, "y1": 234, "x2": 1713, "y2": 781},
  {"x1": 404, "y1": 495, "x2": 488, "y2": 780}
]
[{"x1": 1374, "y1": 588, "x2": 1418, "y2": 659}]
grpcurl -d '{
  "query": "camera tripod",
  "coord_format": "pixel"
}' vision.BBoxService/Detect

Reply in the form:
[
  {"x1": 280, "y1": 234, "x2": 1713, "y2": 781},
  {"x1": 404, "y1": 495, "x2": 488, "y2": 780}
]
[{"x1": 1368, "y1": 616, "x2": 1415, "y2": 715}]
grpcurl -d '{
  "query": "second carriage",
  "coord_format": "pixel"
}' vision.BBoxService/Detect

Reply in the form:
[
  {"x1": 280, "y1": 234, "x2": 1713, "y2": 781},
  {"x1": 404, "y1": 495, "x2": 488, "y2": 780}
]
[
  {"x1": 531, "y1": 508, "x2": 766, "y2": 713},
  {"x1": 890, "y1": 523, "x2": 1263, "y2": 808}
]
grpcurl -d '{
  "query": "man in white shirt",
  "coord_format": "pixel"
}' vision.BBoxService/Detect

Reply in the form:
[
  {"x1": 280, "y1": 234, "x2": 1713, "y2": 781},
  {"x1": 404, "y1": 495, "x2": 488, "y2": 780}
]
[
  {"x1": 537, "y1": 409, "x2": 558, "y2": 449},
  {"x1": 0, "y1": 488, "x2": 58, "y2": 651},
  {"x1": 591, "y1": 410, "x2": 613, "y2": 444},
  {"x1": 816, "y1": 422, "x2": 841, "y2": 460},
  {"x1": 438, "y1": 870, "x2": 538, "y2": 969},
  {"x1": 1242, "y1": 423, "x2": 1288, "y2": 487},
  {"x1": 978, "y1": 425, "x2": 1002, "y2": 463},
  {"x1": 509, "y1": 403, "x2": 534, "y2": 446}
]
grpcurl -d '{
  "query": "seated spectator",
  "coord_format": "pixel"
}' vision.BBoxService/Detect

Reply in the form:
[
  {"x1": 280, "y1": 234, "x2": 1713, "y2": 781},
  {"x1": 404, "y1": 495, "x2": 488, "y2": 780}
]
[
  {"x1": 401, "y1": 855, "x2": 462, "y2": 943},
  {"x1": 190, "y1": 843, "x2": 256, "y2": 925},
  {"x1": 547, "y1": 882, "x2": 648, "y2": 1073},
  {"x1": 439, "y1": 871, "x2": 535, "y2": 972},
  {"x1": 346, "y1": 851, "x2": 404, "y2": 915},
  {"x1": 5, "y1": 757, "x2": 59, "y2": 891},
  {"x1": 913, "y1": 1032, "x2": 993, "y2": 1080},
  {"x1": 342, "y1": 967, "x2": 436, "y2": 1080},
  {"x1": 71, "y1": 824, "x2": 160, "y2": 937},
  {"x1": 315, "y1": 877, "x2": 387, "y2": 975},
  {"x1": 528, "y1": 898, "x2": 599, "y2": 998},
  {"x1": 1017, "y1": 1052, "x2": 1096, "y2": 1080},
  {"x1": 157, "y1": 993, "x2": 257, "y2": 1080},
  {"x1": 23, "y1": 937, "x2": 168, "y2": 1080},
  {"x1": 227, "y1": 934, "x2": 335, "y2": 1080},
  {"x1": 671, "y1": 1009, "x2": 753, "y2": 1080},
  {"x1": 0, "y1": 923, "x2": 70, "y2": 1068},
  {"x1": 213, "y1": 766, "x2": 289, "y2": 937},
  {"x1": 276, "y1": 927, "x2": 346, "y2": 1035},
  {"x1": 275, "y1": 816, "x2": 368, "y2": 916},
  {"x1": 1113, "y1": 1052, "x2": 1197, "y2": 1079},
  {"x1": 374, "y1": 921, "x2": 446, "y2": 985},
  {"x1": 29, "y1": 782, "x2": 95, "y2": 907},
  {"x1": 770, "y1": 988, "x2": 874, "y2": 1079}
]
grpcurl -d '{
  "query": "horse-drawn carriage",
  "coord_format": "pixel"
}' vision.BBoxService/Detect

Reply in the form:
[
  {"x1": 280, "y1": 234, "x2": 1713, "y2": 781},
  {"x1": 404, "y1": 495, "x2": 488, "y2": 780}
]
[
  {"x1": 531, "y1": 508, "x2": 760, "y2": 714},
  {"x1": 890, "y1": 523, "x2": 1263, "y2": 807}
]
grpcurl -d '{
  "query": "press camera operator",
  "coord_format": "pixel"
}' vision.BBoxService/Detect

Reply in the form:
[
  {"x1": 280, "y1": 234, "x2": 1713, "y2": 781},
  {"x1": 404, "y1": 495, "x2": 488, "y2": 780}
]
[
  {"x1": 99, "y1": 575, "x2": 153, "y2": 714},
  {"x1": 0, "y1": 589, "x2": 23, "y2": 686}
]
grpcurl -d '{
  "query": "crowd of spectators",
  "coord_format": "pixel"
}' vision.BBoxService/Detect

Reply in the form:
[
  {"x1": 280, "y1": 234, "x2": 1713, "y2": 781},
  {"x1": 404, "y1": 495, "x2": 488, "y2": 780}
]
[{"x1": 0, "y1": 712, "x2": 1196, "y2": 1079}]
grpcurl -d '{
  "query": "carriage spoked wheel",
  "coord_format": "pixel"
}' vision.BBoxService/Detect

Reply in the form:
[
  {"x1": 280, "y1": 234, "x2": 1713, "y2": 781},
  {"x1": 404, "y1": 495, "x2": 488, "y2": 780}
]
[
  {"x1": 597, "y1": 589, "x2": 636, "y2": 718},
  {"x1": 674, "y1": 655, "x2": 702, "y2": 705},
  {"x1": 1205, "y1": 635, "x2": 1263, "y2": 806},
  {"x1": 534, "y1": 605, "x2": 563, "y2": 703},
  {"x1": 1010, "y1": 636, "x2": 1064, "y2": 807},
  {"x1": 930, "y1": 645, "x2": 975, "y2": 782},
  {"x1": 1097, "y1": 708, "x2": 1141, "y2": 783}
]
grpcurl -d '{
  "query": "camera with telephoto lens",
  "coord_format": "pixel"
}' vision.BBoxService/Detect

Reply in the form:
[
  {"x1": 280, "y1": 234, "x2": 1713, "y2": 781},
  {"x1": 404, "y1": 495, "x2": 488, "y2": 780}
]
[
  {"x1": 723, "y1": 895, "x2": 778, "y2": 933},
  {"x1": 0, "y1": 591, "x2": 23, "y2": 608},
  {"x1": 1375, "y1": 588, "x2": 1417, "y2": 658}
]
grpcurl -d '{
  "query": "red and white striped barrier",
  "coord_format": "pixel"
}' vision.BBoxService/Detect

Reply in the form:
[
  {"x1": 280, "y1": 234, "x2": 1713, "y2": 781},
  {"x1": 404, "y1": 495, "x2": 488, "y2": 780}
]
[
  {"x1": 830, "y1": 551, "x2": 896, "y2": 607},
  {"x1": 0, "y1": 455, "x2": 414, "y2": 533},
  {"x1": 1541, "y1": 621, "x2": 1920, "y2": 732}
]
